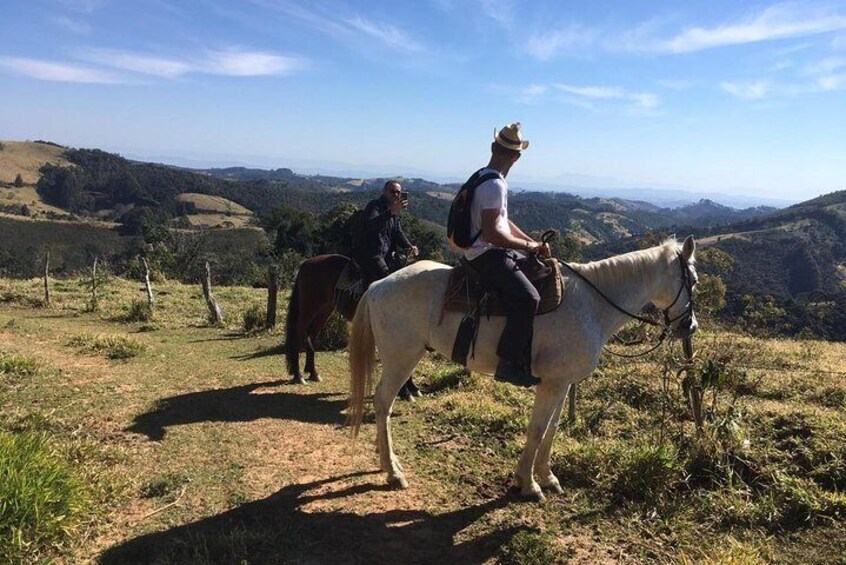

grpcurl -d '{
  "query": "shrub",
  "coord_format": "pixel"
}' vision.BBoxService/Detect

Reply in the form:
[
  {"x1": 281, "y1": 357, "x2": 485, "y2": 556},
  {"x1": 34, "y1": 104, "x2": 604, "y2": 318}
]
[
  {"x1": 117, "y1": 299, "x2": 153, "y2": 323},
  {"x1": 610, "y1": 442, "x2": 682, "y2": 502},
  {"x1": 14, "y1": 173, "x2": 24, "y2": 187},
  {"x1": 241, "y1": 303, "x2": 265, "y2": 333},
  {"x1": 0, "y1": 431, "x2": 90, "y2": 561},
  {"x1": 67, "y1": 334, "x2": 146, "y2": 359},
  {"x1": 0, "y1": 352, "x2": 38, "y2": 377}
]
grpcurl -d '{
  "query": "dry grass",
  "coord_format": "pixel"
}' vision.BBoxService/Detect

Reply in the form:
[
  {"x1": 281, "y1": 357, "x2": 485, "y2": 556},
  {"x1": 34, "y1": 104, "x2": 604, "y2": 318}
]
[
  {"x1": 175, "y1": 193, "x2": 252, "y2": 215},
  {"x1": 0, "y1": 141, "x2": 69, "y2": 184}
]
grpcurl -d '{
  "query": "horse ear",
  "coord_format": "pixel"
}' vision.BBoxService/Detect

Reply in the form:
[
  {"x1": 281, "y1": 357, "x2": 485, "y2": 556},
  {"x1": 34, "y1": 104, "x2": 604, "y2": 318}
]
[{"x1": 682, "y1": 234, "x2": 696, "y2": 260}]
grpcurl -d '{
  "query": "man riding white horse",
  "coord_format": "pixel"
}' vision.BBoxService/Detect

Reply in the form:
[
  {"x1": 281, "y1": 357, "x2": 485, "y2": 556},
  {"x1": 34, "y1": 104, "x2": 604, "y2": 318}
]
[{"x1": 461, "y1": 122, "x2": 551, "y2": 387}]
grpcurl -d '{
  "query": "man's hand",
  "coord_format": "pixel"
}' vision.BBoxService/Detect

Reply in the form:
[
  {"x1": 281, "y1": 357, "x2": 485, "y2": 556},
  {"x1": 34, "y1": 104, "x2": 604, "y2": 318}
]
[
  {"x1": 410, "y1": 245, "x2": 419, "y2": 257},
  {"x1": 526, "y1": 241, "x2": 551, "y2": 258},
  {"x1": 388, "y1": 198, "x2": 408, "y2": 215}
]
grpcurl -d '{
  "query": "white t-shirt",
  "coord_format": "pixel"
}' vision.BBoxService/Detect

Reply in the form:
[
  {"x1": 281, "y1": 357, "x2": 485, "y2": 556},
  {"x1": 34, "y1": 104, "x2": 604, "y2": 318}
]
[{"x1": 463, "y1": 168, "x2": 509, "y2": 261}]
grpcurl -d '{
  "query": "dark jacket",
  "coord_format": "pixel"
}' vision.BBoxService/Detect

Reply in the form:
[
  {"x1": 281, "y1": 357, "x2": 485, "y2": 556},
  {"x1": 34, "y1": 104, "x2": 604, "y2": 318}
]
[{"x1": 355, "y1": 195, "x2": 412, "y2": 259}]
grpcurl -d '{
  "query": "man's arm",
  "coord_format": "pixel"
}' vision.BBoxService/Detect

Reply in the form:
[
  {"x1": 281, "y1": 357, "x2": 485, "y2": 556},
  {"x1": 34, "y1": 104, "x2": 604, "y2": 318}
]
[
  {"x1": 481, "y1": 210, "x2": 538, "y2": 251},
  {"x1": 508, "y1": 220, "x2": 534, "y2": 242},
  {"x1": 394, "y1": 220, "x2": 413, "y2": 251}
]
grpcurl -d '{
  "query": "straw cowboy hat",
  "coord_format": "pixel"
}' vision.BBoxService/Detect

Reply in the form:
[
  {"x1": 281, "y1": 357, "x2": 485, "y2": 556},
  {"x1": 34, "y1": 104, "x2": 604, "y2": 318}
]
[{"x1": 494, "y1": 122, "x2": 530, "y2": 151}]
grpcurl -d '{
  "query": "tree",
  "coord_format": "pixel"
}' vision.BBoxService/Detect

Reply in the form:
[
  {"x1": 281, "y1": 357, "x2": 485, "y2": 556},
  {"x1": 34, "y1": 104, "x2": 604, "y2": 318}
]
[
  {"x1": 697, "y1": 247, "x2": 735, "y2": 273},
  {"x1": 14, "y1": 173, "x2": 24, "y2": 187},
  {"x1": 262, "y1": 204, "x2": 317, "y2": 256}
]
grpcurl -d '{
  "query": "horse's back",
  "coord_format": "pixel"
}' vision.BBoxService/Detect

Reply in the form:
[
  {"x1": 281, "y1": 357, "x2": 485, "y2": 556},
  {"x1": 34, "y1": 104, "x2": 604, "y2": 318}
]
[{"x1": 364, "y1": 261, "x2": 451, "y2": 340}]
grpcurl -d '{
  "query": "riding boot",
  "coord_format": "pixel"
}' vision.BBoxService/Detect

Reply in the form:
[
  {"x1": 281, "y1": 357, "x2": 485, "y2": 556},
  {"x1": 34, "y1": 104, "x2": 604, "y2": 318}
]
[{"x1": 494, "y1": 358, "x2": 540, "y2": 388}]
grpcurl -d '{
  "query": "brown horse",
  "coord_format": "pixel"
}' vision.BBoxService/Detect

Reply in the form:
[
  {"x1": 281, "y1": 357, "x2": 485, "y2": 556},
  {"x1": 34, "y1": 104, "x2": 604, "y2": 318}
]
[{"x1": 284, "y1": 254, "x2": 420, "y2": 400}]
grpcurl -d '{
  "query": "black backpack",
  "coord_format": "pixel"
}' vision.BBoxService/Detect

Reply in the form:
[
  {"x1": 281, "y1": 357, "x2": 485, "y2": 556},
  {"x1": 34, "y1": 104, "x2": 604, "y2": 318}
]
[
  {"x1": 447, "y1": 169, "x2": 502, "y2": 250},
  {"x1": 341, "y1": 207, "x2": 367, "y2": 254}
]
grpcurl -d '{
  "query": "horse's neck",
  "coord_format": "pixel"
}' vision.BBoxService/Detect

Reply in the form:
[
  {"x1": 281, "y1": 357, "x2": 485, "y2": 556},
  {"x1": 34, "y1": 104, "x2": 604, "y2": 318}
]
[{"x1": 579, "y1": 252, "x2": 666, "y2": 341}]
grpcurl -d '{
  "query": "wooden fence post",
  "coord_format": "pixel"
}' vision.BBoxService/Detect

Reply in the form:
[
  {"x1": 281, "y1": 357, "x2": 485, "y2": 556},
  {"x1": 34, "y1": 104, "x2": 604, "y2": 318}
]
[
  {"x1": 43, "y1": 250, "x2": 50, "y2": 306},
  {"x1": 141, "y1": 257, "x2": 154, "y2": 307},
  {"x1": 266, "y1": 265, "x2": 279, "y2": 328},
  {"x1": 202, "y1": 261, "x2": 223, "y2": 325},
  {"x1": 90, "y1": 256, "x2": 99, "y2": 311}
]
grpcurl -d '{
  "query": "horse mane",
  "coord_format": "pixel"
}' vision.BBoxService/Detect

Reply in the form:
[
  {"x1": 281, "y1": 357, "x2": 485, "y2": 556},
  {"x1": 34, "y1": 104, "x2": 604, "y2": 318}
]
[{"x1": 571, "y1": 238, "x2": 687, "y2": 291}]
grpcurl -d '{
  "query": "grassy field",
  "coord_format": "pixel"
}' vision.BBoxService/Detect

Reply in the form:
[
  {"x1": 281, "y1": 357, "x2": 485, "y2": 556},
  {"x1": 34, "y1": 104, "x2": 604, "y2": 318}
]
[
  {"x1": 0, "y1": 275, "x2": 845, "y2": 564},
  {"x1": 0, "y1": 141, "x2": 69, "y2": 185}
]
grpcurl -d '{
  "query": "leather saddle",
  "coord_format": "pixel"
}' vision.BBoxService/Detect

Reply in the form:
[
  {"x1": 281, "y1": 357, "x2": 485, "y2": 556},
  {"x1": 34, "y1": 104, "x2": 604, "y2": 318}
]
[{"x1": 441, "y1": 255, "x2": 566, "y2": 318}]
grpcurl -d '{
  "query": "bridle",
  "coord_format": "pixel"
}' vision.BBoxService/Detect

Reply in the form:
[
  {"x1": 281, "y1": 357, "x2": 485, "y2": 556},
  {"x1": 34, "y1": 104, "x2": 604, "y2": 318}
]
[{"x1": 559, "y1": 251, "x2": 697, "y2": 358}]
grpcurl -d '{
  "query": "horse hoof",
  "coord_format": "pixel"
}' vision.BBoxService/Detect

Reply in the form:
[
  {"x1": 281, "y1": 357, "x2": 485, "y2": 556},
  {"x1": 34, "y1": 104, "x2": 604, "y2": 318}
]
[
  {"x1": 308, "y1": 373, "x2": 321, "y2": 383},
  {"x1": 387, "y1": 475, "x2": 409, "y2": 490},
  {"x1": 292, "y1": 375, "x2": 306, "y2": 385},
  {"x1": 507, "y1": 485, "x2": 546, "y2": 503},
  {"x1": 541, "y1": 482, "x2": 564, "y2": 495}
]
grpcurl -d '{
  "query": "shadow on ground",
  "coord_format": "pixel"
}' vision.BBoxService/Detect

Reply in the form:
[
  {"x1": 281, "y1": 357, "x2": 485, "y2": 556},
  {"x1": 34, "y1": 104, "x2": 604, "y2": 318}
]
[
  {"x1": 99, "y1": 473, "x2": 518, "y2": 564},
  {"x1": 127, "y1": 381, "x2": 346, "y2": 441}
]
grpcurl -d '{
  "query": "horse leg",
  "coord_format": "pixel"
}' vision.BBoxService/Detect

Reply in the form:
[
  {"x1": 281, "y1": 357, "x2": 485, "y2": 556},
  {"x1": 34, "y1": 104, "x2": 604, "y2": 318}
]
[
  {"x1": 397, "y1": 376, "x2": 418, "y2": 402},
  {"x1": 405, "y1": 376, "x2": 422, "y2": 398},
  {"x1": 535, "y1": 386, "x2": 569, "y2": 494},
  {"x1": 305, "y1": 304, "x2": 336, "y2": 382},
  {"x1": 304, "y1": 337, "x2": 319, "y2": 382},
  {"x1": 514, "y1": 382, "x2": 568, "y2": 501},
  {"x1": 375, "y1": 349, "x2": 425, "y2": 489}
]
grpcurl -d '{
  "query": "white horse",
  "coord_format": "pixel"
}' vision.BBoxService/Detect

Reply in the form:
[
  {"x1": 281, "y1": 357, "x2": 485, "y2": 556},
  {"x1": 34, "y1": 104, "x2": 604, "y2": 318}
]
[{"x1": 349, "y1": 236, "x2": 698, "y2": 500}]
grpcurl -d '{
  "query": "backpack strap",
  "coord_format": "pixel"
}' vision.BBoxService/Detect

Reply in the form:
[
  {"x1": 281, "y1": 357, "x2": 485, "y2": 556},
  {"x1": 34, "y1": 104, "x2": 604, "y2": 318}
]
[{"x1": 466, "y1": 170, "x2": 503, "y2": 246}]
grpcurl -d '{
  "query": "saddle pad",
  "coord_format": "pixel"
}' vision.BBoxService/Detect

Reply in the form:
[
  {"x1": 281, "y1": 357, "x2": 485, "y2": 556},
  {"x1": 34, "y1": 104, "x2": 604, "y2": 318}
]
[
  {"x1": 441, "y1": 258, "x2": 565, "y2": 317},
  {"x1": 334, "y1": 261, "x2": 365, "y2": 321}
]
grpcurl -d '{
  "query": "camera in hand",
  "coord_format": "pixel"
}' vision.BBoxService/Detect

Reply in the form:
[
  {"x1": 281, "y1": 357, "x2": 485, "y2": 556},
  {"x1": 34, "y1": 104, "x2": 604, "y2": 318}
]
[{"x1": 400, "y1": 192, "x2": 409, "y2": 203}]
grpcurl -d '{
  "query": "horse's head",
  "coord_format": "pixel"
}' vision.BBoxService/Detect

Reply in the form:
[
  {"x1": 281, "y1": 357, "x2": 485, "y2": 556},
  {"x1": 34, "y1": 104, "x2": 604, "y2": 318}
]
[{"x1": 653, "y1": 235, "x2": 699, "y2": 340}]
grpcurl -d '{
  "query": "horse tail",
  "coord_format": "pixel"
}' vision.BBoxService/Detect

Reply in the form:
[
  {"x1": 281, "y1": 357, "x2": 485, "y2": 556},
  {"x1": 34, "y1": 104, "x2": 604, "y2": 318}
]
[
  {"x1": 348, "y1": 291, "x2": 375, "y2": 438},
  {"x1": 284, "y1": 265, "x2": 303, "y2": 375}
]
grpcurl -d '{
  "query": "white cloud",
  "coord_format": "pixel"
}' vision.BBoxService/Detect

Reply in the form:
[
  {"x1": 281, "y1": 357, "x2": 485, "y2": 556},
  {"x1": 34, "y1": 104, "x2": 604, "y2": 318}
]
[
  {"x1": 56, "y1": 0, "x2": 103, "y2": 14},
  {"x1": 630, "y1": 92, "x2": 659, "y2": 109},
  {"x1": 79, "y1": 49, "x2": 191, "y2": 78},
  {"x1": 553, "y1": 83, "x2": 660, "y2": 112},
  {"x1": 526, "y1": 25, "x2": 595, "y2": 60},
  {"x1": 75, "y1": 47, "x2": 305, "y2": 78},
  {"x1": 720, "y1": 80, "x2": 772, "y2": 100},
  {"x1": 554, "y1": 84, "x2": 624, "y2": 99},
  {"x1": 808, "y1": 55, "x2": 846, "y2": 74},
  {"x1": 52, "y1": 16, "x2": 91, "y2": 35},
  {"x1": 345, "y1": 16, "x2": 423, "y2": 53},
  {"x1": 0, "y1": 56, "x2": 125, "y2": 83},
  {"x1": 658, "y1": 3, "x2": 846, "y2": 54},
  {"x1": 476, "y1": 0, "x2": 514, "y2": 26},
  {"x1": 518, "y1": 84, "x2": 547, "y2": 104},
  {"x1": 817, "y1": 72, "x2": 846, "y2": 89},
  {"x1": 246, "y1": 0, "x2": 427, "y2": 56},
  {"x1": 204, "y1": 49, "x2": 304, "y2": 76}
]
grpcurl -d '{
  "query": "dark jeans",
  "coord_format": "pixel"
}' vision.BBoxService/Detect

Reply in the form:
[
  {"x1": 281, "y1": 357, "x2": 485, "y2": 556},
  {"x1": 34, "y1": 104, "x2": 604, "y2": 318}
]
[
  {"x1": 356, "y1": 255, "x2": 390, "y2": 286},
  {"x1": 469, "y1": 248, "x2": 540, "y2": 365}
]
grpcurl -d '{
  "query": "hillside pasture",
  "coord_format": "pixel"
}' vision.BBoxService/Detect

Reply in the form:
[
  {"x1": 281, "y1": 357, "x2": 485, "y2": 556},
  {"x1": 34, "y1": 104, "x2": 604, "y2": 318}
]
[
  {"x1": 0, "y1": 140, "x2": 69, "y2": 184},
  {"x1": 1, "y1": 185, "x2": 70, "y2": 216},
  {"x1": 0, "y1": 274, "x2": 845, "y2": 563}
]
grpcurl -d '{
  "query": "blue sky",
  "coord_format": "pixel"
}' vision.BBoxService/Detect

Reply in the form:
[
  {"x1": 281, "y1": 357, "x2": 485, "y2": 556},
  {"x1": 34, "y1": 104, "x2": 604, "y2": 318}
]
[{"x1": 1, "y1": 0, "x2": 846, "y2": 202}]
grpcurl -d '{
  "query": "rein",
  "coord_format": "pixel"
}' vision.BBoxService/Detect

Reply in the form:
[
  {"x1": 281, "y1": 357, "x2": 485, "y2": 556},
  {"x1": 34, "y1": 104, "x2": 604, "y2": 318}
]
[{"x1": 560, "y1": 251, "x2": 695, "y2": 358}]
